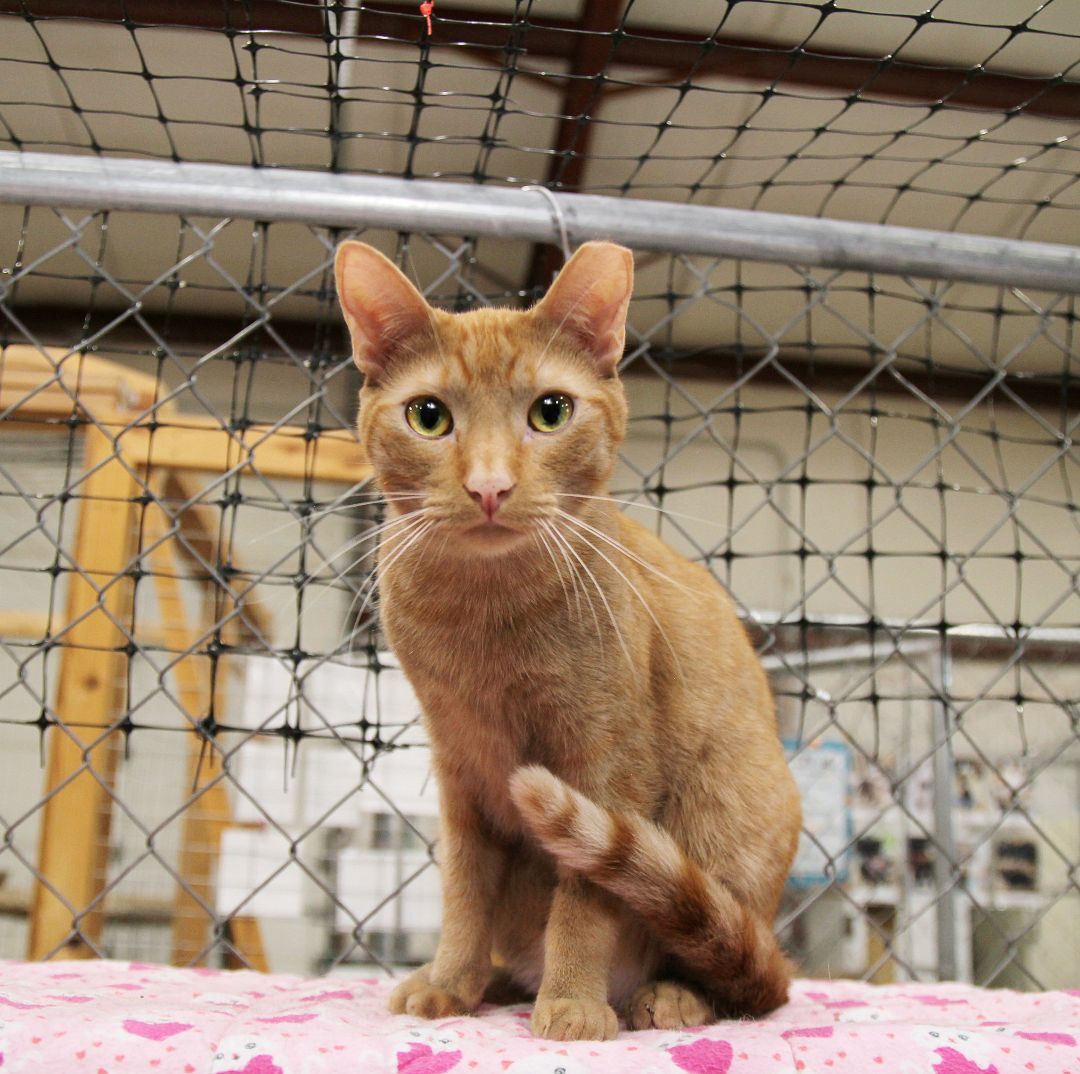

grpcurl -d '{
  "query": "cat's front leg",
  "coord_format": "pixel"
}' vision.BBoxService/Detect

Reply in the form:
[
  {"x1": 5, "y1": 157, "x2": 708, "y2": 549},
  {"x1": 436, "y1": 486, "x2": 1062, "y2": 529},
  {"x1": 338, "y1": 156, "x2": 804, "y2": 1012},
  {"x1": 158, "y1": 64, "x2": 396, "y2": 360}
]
[
  {"x1": 531, "y1": 872, "x2": 619, "y2": 1041},
  {"x1": 389, "y1": 787, "x2": 503, "y2": 1018}
]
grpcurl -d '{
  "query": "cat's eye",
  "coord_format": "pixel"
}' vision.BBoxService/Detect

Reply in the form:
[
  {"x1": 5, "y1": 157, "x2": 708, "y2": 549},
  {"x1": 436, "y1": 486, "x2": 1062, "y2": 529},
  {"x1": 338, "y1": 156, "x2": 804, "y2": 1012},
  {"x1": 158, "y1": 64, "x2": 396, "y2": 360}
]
[
  {"x1": 405, "y1": 396, "x2": 453, "y2": 438},
  {"x1": 528, "y1": 392, "x2": 573, "y2": 433}
]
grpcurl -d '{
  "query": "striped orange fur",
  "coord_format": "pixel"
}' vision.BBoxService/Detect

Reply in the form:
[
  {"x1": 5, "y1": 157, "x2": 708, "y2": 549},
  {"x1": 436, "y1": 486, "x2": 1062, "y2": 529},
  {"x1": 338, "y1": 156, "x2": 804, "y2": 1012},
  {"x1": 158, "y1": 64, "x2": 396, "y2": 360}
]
[
  {"x1": 335, "y1": 239, "x2": 801, "y2": 1041},
  {"x1": 509, "y1": 765, "x2": 795, "y2": 1017}
]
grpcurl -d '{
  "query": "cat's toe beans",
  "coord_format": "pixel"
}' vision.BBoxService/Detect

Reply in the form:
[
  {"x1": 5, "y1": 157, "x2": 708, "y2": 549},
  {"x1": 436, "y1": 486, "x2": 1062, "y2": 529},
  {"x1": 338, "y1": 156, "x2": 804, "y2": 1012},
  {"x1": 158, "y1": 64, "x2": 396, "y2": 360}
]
[
  {"x1": 388, "y1": 965, "x2": 471, "y2": 1019},
  {"x1": 675, "y1": 984, "x2": 714, "y2": 1028},
  {"x1": 630, "y1": 980, "x2": 713, "y2": 1031},
  {"x1": 628, "y1": 990, "x2": 653, "y2": 1032},
  {"x1": 388, "y1": 966, "x2": 430, "y2": 1015},
  {"x1": 405, "y1": 986, "x2": 470, "y2": 1020},
  {"x1": 532, "y1": 997, "x2": 618, "y2": 1042}
]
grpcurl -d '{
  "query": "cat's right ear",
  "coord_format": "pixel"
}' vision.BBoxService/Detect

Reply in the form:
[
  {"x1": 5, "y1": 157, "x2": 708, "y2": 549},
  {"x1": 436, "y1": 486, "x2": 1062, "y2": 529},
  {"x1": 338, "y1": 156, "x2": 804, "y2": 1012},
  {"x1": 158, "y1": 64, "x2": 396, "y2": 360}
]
[{"x1": 335, "y1": 241, "x2": 432, "y2": 381}]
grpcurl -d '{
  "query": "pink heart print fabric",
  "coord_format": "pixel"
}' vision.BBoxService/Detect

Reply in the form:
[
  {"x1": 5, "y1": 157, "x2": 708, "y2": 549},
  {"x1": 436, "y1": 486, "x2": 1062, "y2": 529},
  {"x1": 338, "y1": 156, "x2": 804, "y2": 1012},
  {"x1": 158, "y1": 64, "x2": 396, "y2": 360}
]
[{"x1": 0, "y1": 959, "x2": 1076, "y2": 1072}]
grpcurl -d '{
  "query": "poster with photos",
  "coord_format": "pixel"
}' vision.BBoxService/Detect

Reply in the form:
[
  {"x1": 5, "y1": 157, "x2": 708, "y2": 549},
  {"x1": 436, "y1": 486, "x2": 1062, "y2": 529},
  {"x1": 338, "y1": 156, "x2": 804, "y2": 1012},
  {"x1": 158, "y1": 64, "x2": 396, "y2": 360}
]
[{"x1": 785, "y1": 739, "x2": 852, "y2": 887}]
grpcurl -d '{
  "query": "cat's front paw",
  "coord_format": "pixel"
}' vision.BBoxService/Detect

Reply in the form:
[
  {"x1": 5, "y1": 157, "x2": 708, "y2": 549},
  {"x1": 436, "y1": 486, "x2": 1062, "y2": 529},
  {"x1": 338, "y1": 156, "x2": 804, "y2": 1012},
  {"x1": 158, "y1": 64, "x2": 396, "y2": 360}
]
[
  {"x1": 388, "y1": 964, "x2": 472, "y2": 1019},
  {"x1": 531, "y1": 995, "x2": 618, "y2": 1041}
]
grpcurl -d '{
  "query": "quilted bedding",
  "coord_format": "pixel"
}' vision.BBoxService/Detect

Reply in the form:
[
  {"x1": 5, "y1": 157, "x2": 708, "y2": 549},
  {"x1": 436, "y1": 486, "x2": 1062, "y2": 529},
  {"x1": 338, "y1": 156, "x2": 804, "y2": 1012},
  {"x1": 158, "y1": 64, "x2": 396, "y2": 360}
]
[{"x1": 0, "y1": 959, "x2": 1077, "y2": 1073}]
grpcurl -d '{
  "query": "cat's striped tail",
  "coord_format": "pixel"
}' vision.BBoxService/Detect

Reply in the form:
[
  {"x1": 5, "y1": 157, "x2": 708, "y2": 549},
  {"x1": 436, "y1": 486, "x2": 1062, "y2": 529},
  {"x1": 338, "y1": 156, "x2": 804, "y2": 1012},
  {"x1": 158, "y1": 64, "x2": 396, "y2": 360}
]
[{"x1": 509, "y1": 764, "x2": 793, "y2": 1017}]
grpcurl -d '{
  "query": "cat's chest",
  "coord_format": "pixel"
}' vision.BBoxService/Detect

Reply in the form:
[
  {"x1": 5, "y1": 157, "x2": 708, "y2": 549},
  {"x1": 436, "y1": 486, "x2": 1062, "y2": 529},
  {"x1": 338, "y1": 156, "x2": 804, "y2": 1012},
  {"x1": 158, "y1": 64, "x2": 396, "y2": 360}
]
[
  {"x1": 381, "y1": 581, "x2": 576, "y2": 688},
  {"x1": 389, "y1": 619, "x2": 600, "y2": 753},
  {"x1": 400, "y1": 681, "x2": 574, "y2": 836},
  {"x1": 432, "y1": 707, "x2": 537, "y2": 836},
  {"x1": 387, "y1": 612, "x2": 601, "y2": 836},
  {"x1": 378, "y1": 558, "x2": 627, "y2": 831}
]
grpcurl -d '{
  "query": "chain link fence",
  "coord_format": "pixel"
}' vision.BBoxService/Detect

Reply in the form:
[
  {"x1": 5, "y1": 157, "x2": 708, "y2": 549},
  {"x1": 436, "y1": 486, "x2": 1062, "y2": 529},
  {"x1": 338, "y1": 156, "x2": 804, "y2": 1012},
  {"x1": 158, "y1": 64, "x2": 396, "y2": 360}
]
[
  {"x1": 0, "y1": 0, "x2": 1077, "y2": 992},
  {"x1": 1, "y1": 187, "x2": 1076, "y2": 987}
]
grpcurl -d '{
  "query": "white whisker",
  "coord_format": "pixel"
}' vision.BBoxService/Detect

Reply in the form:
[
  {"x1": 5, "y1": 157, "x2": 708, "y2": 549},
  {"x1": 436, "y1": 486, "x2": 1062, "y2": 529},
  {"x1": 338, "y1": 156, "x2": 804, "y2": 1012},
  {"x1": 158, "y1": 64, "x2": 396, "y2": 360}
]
[
  {"x1": 557, "y1": 511, "x2": 685, "y2": 685},
  {"x1": 434, "y1": 525, "x2": 453, "y2": 561},
  {"x1": 556, "y1": 491, "x2": 730, "y2": 534},
  {"x1": 269, "y1": 512, "x2": 431, "y2": 623},
  {"x1": 206, "y1": 509, "x2": 421, "y2": 625},
  {"x1": 533, "y1": 523, "x2": 575, "y2": 617},
  {"x1": 554, "y1": 507, "x2": 695, "y2": 597},
  {"x1": 312, "y1": 509, "x2": 429, "y2": 574},
  {"x1": 349, "y1": 517, "x2": 436, "y2": 630},
  {"x1": 341, "y1": 514, "x2": 434, "y2": 622},
  {"x1": 340, "y1": 514, "x2": 432, "y2": 631},
  {"x1": 550, "y1": 519, "x2": 636, "y2": 675},
  {"x1": 543, "y1": 519, "x2": 595, "y2": 637},
  {"x1": 248, "y1": 492, "x2": 423, "y2": 542}
]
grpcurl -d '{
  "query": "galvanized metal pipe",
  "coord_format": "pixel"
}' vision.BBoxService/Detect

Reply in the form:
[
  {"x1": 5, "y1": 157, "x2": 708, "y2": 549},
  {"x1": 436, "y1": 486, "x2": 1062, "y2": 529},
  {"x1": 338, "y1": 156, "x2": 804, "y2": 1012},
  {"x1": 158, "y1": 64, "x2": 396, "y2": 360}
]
[
  {"x1": 932, "y1": 643, "x2": 960, "y2": 982},
  {"x1": 2, "y1": 150, "x2": 1079, "y2": 293}
]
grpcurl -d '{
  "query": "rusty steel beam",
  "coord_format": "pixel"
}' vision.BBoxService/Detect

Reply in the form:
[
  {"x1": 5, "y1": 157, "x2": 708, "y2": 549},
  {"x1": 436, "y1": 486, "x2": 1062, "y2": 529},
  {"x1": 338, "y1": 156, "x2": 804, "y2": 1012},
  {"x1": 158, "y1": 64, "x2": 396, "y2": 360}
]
[
  {"x1": 525, "y1": 0, "x2": 624, "y2": 290},
  {"x1": 2, "y1": 1, "x2": 1077, "y2": 123}
]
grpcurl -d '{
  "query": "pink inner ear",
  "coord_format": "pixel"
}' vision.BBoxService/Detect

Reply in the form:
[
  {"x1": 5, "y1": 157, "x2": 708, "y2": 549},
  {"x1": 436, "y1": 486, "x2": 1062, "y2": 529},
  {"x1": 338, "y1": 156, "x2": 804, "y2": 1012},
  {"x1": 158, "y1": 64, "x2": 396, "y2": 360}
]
[
  {"x1": 335, "y1": 242, "x2": 432, "y2": 380},
  {"x1": 587, "y1": 295, "x2": 630, "y2": 370},
  {"x1": 534, "y1": 242, "x2": 633, "y2": 375}
]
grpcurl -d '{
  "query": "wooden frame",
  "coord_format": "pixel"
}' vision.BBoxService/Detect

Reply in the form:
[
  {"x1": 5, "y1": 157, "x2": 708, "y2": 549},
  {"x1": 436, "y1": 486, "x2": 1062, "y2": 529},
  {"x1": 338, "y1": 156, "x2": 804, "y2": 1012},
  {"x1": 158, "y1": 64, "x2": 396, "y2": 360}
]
[{"x1": 2, "y1": 345, "x2": 369, "y2": 967}]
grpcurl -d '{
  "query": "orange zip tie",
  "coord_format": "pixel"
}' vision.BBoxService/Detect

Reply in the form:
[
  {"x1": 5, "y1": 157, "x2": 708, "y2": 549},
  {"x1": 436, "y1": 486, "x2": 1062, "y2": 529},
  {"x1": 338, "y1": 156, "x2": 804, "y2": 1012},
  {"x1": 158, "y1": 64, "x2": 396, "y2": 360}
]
[{"x1": 420, "y1": 1, "x2": 434, "y2": 35}]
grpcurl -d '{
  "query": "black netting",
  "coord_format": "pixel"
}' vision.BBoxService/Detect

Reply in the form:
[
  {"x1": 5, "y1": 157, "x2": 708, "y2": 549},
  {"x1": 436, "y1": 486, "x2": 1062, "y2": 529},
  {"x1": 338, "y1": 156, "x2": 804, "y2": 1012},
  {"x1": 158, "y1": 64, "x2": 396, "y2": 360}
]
[{"x1": 0, "y1": 0, "x2": 1078, "y2": 249}]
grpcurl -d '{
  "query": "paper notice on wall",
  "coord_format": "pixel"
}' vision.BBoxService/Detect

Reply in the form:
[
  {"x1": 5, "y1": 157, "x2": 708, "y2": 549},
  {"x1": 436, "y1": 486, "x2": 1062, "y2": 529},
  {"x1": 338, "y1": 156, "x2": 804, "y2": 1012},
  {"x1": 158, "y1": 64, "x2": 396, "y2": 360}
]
[
  {"x1": 304, "y1": 656, "x2": 424, "y2": 733},
  {"x1": 216, "y1": 827, "x2": 304, "y2": 918},
  {"x1": 336, "y1": 847, "x2": 441, "y2": 933},
  {"x1": 240, "y1": 656, "x2": 302, "y2": 731},
  {"x1": 236, "y1": 653, "x2": 435, "y2": 830},
  {"x1": 359, "y1": 745, "x2": 438, "y2": 818},
  {"x1": 372, "y1": 662, "x2": 424, "y2": 729},
  {"x1": 785, "y1": 738, "x2": 852, "y2": 886},
  {"x1": 302, "y1": 660, "x2": 368, "y2": 734},
  {"x1": 300, "y1": 742, "x2": 366, "y2": 827},
  {"x1": 230, "y1": 738, "x2": 299, "y2": 828}
]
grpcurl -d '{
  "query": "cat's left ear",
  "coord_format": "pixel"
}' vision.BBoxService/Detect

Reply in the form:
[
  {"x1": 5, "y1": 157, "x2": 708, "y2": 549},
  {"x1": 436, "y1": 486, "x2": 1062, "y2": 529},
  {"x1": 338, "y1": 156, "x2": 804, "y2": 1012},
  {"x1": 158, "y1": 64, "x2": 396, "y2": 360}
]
[
  {"x1": 533, "y1": 241, "x2": 634, "y2": 376},
  {"x1": 335, "y1": 240, "x2": 432, "y2": 381}
]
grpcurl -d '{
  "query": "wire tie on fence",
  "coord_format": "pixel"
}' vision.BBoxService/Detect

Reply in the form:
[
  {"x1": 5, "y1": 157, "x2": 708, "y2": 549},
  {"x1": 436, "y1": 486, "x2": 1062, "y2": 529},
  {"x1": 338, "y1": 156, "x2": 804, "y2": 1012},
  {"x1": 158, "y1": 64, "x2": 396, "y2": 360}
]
[
  {"x1": 420, "y1": 1, "x2": 434, "y2": 35},
  {"x1": 522, "y1": 185, "x2": 571, "y2": 263}
]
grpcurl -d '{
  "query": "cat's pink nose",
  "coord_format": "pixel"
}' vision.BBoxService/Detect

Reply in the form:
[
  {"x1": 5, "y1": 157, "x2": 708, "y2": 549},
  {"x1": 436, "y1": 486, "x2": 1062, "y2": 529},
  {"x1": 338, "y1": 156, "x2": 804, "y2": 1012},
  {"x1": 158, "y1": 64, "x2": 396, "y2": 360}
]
[{"x1": 465, "y1": 472, "x2": 515, "y2": 520}]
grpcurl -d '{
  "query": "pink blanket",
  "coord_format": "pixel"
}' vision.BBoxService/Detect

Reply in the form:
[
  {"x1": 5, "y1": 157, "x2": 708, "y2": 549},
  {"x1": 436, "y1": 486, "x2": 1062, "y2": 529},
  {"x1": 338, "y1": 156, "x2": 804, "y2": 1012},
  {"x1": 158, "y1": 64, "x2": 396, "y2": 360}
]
[{"x1": 0, "y1": 960, "x2": 1076, "y2": 1073}]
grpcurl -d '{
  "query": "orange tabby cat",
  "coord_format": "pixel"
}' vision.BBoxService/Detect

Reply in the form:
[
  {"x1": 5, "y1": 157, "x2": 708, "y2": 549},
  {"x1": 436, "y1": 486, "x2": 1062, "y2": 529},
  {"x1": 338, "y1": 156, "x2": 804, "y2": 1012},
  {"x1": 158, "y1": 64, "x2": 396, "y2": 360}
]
[{"x1": 334, "y1": 240, "x2": 801, "y2": 1042}]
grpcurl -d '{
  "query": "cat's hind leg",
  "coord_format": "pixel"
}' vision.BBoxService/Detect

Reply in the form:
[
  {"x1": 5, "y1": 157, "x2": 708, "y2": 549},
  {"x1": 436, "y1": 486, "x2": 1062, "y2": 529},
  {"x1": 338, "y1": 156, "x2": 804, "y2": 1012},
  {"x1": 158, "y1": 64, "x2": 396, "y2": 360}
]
[{"x1": 628, "y1": 979, "x2": 714, "y2": 1031}]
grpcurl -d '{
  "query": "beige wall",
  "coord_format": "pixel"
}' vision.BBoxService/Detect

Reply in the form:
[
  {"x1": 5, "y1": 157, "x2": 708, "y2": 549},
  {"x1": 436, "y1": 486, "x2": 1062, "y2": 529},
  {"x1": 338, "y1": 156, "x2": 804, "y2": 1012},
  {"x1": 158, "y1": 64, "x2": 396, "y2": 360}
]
[{"x1": 0, "y1": 336, "x2": 1075, "y2": 982}]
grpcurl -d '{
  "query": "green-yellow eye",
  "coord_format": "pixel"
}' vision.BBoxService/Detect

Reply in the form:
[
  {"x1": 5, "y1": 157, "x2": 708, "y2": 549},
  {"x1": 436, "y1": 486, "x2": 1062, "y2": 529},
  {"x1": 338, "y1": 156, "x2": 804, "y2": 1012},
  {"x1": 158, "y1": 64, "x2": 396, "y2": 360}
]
[
  {"x1": 405, "y1": 396, "x2": 453, "y2": 438},
  {"x1": 528, "y1": 392, "x2": 574, "y2": 433}
]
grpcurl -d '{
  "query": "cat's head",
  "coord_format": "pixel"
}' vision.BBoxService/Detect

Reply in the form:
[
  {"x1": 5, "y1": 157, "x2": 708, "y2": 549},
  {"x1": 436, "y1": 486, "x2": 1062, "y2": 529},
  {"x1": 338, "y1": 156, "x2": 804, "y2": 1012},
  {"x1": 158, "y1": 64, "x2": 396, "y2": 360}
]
[{"x1": 335, "y1": 240, "x2": 632, "y2": 554}]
